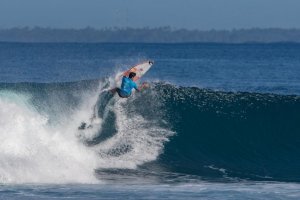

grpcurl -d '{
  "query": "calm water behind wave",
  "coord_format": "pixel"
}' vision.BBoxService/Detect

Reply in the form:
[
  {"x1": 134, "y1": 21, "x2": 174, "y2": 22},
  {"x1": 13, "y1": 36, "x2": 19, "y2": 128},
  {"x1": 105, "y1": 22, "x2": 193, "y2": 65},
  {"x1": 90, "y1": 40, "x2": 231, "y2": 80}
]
[{"x1": 1, "y1": 42, "x2": 300, "y2": 94}]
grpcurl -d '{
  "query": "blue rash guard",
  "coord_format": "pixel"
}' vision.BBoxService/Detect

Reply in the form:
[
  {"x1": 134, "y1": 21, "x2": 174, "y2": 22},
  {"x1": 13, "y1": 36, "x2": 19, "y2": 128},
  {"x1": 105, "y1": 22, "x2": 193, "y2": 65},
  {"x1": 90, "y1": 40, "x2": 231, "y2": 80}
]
[{"x1": 119, "y1": 76, "x2": 138, "y2": 97}]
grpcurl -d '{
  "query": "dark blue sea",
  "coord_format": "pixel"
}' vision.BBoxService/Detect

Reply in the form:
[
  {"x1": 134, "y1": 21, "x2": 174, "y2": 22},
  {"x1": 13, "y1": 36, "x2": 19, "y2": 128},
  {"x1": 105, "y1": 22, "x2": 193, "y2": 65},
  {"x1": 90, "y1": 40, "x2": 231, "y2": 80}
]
[{"x1": 0, "y1": 42, "x2": 300, "y2": 199}]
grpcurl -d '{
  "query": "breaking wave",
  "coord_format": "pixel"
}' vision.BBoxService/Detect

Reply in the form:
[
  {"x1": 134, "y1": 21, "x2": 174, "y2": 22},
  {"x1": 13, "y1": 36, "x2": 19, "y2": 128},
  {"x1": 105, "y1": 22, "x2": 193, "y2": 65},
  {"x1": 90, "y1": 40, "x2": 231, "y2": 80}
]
[{"x1": 0, "y1": 80, "x2": 299, "y2": 183}]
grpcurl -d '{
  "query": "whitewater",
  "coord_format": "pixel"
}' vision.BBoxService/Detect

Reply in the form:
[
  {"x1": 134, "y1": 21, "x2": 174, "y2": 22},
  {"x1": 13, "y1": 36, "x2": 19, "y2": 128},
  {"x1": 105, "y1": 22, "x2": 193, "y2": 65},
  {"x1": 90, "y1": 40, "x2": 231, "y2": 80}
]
[{"x1": 0, "y1": 78, "x2": 174, "y2": 184}]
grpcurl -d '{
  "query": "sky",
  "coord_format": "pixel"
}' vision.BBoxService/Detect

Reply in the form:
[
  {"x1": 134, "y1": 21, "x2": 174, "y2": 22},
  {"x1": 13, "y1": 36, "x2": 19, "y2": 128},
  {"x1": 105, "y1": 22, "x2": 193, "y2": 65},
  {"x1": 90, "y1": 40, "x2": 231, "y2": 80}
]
[{"x1": 0, "y1": 0, "x2": 299, "y2": 30}]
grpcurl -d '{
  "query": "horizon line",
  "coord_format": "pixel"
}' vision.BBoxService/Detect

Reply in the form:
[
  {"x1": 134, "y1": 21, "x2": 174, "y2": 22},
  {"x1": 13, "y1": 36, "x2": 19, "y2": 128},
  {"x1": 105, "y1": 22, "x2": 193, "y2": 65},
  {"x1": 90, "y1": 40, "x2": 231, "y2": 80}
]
[{"x1": 1, "y1": 26, "x2": 300, "y2": 32}]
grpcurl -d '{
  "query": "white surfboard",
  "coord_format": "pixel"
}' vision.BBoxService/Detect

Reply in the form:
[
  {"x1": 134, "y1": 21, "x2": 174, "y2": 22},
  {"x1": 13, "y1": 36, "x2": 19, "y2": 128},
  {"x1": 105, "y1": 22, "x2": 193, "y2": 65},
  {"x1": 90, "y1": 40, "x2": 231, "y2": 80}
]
[{"x1": 116, "y1": 60, "x2": 154, "y2": 82}]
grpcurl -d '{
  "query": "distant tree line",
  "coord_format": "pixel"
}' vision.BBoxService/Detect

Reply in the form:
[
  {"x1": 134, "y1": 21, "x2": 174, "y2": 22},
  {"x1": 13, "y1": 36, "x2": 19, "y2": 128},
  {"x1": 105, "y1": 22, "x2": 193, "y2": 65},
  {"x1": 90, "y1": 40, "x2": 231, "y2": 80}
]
[{"x1": 1, "y1": 27, "x2": 300, "y2": 43}]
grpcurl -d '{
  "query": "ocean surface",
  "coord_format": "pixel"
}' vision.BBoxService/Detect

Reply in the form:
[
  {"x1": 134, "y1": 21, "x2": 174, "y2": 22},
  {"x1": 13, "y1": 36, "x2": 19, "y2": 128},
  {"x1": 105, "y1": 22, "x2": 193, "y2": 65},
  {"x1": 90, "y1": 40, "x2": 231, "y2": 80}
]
[{"x1": 0, "y1": 42, "x2": 300, "y2": 199}]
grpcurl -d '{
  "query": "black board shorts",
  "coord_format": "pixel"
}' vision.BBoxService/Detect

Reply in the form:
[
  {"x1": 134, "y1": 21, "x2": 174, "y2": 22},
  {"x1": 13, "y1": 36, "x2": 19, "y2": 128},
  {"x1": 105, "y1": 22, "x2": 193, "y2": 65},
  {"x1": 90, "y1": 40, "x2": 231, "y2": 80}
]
[{"x1": 116, "y1": 88, "x2": 131, "y2": 98}]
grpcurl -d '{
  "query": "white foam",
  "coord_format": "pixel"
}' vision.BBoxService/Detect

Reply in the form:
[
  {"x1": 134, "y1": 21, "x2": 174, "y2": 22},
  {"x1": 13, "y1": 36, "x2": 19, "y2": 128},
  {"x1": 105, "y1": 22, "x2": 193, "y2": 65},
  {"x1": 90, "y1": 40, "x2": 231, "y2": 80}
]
[
  {"x1": 0, "y1": 78, "x2": 174, "y2": 184},
  {"x1": 93, "y1": 96, "x2": 174, "y2": 169},
  {"x1": 0, "y1": 91, "x2": 99, "y2": 184}
]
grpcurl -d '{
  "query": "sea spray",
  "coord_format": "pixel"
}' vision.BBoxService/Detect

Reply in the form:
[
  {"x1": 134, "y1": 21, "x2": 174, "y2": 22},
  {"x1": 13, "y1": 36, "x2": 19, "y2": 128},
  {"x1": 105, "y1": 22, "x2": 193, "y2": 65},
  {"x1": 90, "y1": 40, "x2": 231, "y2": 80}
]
[
  {"x1": 0, "y1": 80, "x2": 174, "y2": 183},
  {"x1": 0, "y1": 91, "x2": 99, "y2": 183}
]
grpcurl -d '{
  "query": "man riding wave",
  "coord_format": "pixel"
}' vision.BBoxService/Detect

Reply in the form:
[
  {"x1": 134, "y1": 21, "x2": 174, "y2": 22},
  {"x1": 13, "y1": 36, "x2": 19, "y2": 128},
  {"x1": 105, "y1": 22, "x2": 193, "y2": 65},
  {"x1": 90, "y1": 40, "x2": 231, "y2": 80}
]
[{"x1": 111, "y1": 72, "x2": 148, "y2": 98}]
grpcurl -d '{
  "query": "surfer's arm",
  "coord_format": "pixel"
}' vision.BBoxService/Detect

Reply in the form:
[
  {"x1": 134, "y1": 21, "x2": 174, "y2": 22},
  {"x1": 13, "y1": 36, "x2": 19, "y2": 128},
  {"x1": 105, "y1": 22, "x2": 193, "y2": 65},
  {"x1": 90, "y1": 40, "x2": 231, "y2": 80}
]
[
  {"x1": 133, "y1": 82, "x2": 140, "y2": 92},
  {"x1": 133, "y1": 82, "x2": 145, "y2": 92}
]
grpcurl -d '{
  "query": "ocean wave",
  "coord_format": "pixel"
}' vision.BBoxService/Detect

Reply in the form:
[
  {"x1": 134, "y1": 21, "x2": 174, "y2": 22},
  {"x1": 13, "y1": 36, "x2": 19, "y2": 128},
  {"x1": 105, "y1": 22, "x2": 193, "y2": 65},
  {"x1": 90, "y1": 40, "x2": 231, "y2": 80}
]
[
  {"x1": 0, "y1": 80, "x2": 299, "y2": 183},
  {"x1": 153, "y1": 84, "x2": 300, "y2": 182}
]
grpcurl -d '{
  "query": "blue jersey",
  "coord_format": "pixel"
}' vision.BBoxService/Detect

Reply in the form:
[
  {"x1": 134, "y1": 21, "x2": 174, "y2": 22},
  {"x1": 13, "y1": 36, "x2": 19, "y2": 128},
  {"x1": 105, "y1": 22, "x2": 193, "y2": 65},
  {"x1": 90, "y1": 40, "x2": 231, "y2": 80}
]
[{"x1": 119, "y1": 76, "x2": 138, "y2": 96}]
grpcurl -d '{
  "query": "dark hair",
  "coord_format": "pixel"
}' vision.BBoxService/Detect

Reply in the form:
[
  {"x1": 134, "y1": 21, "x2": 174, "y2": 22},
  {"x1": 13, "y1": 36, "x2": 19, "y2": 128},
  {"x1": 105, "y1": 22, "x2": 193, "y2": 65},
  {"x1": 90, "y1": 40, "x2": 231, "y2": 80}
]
[{"x1": 129, "y1": 72, "x2": 136, "y2": 79}]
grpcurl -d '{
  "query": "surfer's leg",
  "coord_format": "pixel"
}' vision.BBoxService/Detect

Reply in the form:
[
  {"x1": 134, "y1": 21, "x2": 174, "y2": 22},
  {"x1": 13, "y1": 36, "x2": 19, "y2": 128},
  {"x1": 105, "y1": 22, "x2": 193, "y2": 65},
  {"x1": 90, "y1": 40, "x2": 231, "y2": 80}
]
[
  {"x1": 109, "y1": 88, "x2": 130, "y2": 98},
  {"x1": 110, "y1": 87, "x2": 121, "y2": 96},
  {"x1": 109, "y1": 87, "x2": 117, "y2": 94},
  {"x1": 116, "y1": 88, "x2": 130, "y2": 98},
  {"x1": 116, "y1": 88, "x2": 124, "y2": 97}
]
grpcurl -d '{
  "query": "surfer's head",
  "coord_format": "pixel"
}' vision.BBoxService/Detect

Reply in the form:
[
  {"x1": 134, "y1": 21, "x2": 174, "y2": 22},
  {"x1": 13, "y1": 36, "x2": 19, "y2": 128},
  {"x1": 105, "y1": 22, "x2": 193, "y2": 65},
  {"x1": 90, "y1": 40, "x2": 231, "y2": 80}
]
[{"x1": 129, "y1": 72, "x2": 136, "y2": 79}]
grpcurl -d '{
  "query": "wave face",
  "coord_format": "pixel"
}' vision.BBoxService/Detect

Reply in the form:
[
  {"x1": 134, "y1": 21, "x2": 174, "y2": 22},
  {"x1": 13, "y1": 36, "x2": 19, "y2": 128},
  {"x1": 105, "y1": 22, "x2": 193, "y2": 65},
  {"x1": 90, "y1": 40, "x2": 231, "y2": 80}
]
[
  {"x1": 0, "y1": 80, "x2": 299, "y2": 183},
  {"x1": 154, "y1": 84, "x2": 300, "y2": 182}
]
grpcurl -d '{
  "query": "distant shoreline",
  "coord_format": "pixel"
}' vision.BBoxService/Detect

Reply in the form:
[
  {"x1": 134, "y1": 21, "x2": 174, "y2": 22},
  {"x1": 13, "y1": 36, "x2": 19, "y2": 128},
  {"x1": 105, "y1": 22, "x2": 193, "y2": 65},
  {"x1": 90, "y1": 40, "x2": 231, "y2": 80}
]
[{"x1": 1, "y1": 27, "x2": 300, "y2": 43}]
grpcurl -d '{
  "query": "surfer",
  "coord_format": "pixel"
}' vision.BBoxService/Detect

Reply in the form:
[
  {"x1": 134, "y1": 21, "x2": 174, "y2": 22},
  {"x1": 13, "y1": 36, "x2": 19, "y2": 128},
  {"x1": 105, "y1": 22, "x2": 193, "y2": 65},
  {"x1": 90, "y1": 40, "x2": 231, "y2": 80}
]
[{"x1": 111, "y1": 72, "x2": 148, "y2": 98}]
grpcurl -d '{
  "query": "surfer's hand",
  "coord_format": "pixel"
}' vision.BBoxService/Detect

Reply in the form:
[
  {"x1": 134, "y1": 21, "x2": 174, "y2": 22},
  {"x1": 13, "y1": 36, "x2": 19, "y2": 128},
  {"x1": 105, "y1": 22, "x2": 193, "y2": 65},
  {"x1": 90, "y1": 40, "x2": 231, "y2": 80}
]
[
  {"x1": 138, "y1": 82, "x2": 149, "y2": 91},
  {"x1": 142, "y1": 82, "x2": 150, "y2": 88}
]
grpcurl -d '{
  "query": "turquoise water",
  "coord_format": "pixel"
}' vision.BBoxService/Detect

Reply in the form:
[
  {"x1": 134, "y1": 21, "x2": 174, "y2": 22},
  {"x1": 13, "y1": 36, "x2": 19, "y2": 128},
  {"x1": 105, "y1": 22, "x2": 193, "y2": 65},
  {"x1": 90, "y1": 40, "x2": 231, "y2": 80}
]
[{"x1": 0, "y1": 42, "x2": 299, "y2": 199}]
